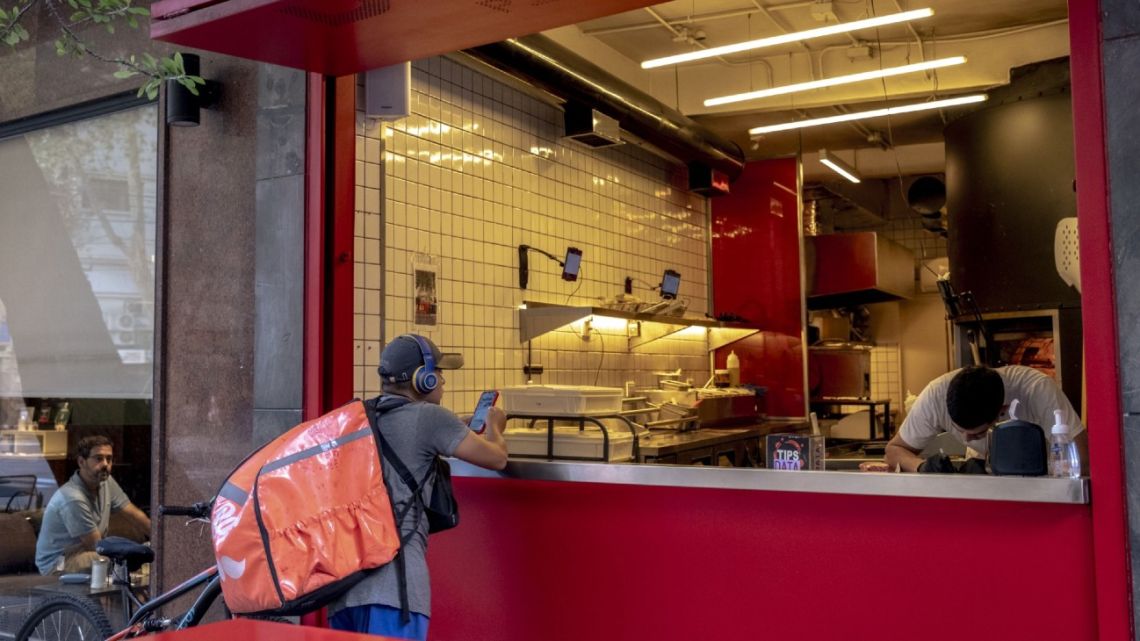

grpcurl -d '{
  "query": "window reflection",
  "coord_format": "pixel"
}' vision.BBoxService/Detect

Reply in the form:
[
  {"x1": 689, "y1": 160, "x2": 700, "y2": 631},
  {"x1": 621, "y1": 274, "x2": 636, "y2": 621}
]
[{"x1": 0, "y1": 104, "x2": 155, "y2": 631}]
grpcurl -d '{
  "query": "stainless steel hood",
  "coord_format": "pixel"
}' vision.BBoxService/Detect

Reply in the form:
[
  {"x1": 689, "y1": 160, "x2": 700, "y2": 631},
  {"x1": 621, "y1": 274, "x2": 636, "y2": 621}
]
[{"x1": 805, "y1": 232, "x2": 915, "y2": 310}]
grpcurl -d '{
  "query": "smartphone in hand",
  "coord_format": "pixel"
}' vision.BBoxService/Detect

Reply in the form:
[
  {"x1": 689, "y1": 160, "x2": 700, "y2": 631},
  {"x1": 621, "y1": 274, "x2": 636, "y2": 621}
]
[{"x1": 468, "y1": 390, "x2": 499, "y2": 434}]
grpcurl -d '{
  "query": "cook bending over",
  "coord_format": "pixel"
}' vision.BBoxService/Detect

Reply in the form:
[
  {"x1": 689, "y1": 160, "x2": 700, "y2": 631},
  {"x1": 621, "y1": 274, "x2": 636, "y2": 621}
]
[{"x1": 885, "y1": 365, "x2": 1084, "y2": 474}]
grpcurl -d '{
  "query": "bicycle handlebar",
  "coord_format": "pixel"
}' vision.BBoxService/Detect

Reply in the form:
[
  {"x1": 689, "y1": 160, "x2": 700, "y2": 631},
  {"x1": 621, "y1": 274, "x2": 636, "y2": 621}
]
[{"x1": 158, "y1": 502, "x2": 212, "y2": 519}]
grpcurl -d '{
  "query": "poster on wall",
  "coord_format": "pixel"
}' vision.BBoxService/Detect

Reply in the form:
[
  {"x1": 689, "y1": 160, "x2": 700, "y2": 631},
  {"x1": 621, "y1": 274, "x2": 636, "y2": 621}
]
[{"x1": 413, "y1": 255, "x2": 438, "y2": 327}]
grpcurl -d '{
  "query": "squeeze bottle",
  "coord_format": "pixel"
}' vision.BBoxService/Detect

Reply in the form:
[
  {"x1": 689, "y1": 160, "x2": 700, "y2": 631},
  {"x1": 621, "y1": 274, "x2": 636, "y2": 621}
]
[{"x1": 726, "y1": 350, "x2": 741, "y2": 387}]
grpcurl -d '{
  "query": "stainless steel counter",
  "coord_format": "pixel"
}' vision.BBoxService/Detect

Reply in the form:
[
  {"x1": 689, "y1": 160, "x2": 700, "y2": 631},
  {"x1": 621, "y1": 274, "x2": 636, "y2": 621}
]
[
  {"x1": 451, "y1": 459, "x2": 1090, "y2": 504},
  {"x1": 636, "y1": 427, "x2": 764, "y2": 458}
]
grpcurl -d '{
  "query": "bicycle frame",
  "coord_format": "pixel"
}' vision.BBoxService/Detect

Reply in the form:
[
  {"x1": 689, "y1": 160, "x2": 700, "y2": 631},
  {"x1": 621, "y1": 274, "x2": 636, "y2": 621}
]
[{"x1": 104, "y1": 565, "x2": 221, "y2": 640}]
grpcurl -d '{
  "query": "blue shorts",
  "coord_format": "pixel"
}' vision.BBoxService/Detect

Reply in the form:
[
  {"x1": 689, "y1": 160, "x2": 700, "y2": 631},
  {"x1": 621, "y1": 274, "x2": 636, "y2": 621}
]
[{"x1": 329, "y1": 604, "x2": 429, "y2": 641}]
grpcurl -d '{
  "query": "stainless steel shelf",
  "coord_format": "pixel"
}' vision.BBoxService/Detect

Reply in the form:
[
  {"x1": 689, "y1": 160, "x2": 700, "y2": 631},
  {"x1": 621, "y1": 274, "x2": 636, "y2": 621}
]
[{"x1": 518, "y1": 300, "x2": 759, "y2": 350}]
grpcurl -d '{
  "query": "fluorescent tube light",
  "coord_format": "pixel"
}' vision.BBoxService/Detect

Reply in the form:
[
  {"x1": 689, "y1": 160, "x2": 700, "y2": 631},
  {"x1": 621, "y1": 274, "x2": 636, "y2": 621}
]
[
  {"x1": 819, "y1": 150, "x2": 861, "y2": 183},
  {"x1": 705, "y1": 56, "x2": 966, "y2": 107},
  {"x1": 748, "y1": 94, "x2": 987, "y2": 135},
  {"x1": 642, "y1": 8, "x2": 934, "y2": 69}
]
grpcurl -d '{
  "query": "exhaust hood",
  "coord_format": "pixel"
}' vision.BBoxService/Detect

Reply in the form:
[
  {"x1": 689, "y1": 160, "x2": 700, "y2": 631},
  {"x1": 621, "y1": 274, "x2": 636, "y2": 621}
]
[{"x1": 805, "y1": 232, "x2": 915, "y2": 310}]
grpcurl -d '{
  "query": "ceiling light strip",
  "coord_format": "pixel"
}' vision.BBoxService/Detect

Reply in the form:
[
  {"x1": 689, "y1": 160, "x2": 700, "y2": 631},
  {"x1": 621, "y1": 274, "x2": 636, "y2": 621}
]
[
  {"x1": 641, "y1": 8, "x2": 934, "y2": 69},
  {"x1": 748, "y1": 94, "x2": 987, "y2": 135},
  {"x1": 820, "y1": 156, "x2": 861, "y2": 183},
  {"x1": 705, "y1": 56, "x2": 966, "y2": 107}
]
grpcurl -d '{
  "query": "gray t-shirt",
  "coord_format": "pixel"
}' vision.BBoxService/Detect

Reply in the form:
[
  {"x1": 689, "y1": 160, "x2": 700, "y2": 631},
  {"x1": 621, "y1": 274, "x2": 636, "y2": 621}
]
[
  {"x1": 330, "y1": 397, "x2": 469, "y2": 618},
  {"x1": 35, "y1": 472, "x2": 129, "y2": 574}
]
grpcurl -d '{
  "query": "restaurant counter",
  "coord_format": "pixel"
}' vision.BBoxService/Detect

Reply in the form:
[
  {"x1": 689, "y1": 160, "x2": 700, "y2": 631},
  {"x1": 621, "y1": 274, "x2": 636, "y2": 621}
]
[{"x1": 451, "y1": 458, "x2": 1089, "y2": 504}]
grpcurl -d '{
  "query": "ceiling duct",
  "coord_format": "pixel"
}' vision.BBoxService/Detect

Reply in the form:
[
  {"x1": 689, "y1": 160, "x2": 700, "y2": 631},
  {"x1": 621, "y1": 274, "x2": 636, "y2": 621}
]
[
  {"x1": 803, "y1": 180, "x2": 890, "y2": 232},
  {"x1": 464, "y1": 35, "x2": 745, "y2": 181},
  {"x1": 563, "y1": 103, "x2": 624, "y2": 149}
]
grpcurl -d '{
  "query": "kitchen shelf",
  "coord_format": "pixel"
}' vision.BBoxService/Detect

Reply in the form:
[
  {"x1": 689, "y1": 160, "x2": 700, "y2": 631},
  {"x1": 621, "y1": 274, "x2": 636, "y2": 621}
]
[{"x1": 518, "y1": 301, "x2": 759, "y2": 350}]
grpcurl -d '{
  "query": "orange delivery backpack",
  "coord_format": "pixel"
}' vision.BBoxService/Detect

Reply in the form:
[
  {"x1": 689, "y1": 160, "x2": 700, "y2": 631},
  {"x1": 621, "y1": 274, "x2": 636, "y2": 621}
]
[{"x1": 210, "y1": 397, "x2": 418, "y2": 616}]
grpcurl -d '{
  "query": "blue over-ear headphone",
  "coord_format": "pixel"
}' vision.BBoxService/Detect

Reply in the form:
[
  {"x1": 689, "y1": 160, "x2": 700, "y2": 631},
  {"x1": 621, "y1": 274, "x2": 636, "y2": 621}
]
[{"x1": 406, "y1": 334, "x2": 439, "y2": 395}]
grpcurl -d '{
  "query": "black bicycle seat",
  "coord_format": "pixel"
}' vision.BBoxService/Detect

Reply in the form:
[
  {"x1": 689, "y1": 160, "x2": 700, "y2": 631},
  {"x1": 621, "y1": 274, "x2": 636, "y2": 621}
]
[{"x1": 96, "y1": 537, "x2": 154, "y2": 569}]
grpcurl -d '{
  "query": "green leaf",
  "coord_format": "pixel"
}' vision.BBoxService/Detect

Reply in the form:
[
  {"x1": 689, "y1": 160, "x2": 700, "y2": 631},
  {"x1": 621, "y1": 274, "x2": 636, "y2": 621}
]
[
  {"x1": 136, "y1": 84, "x2": 146, "y2": 98},
  {"x1": 113, "y1": 69, "x2": 135, "y2": 78},
  {"x1": 105, "y1": 23, "x2": 113, "y2": 33},
  {"x1": 77, "y1": 0, "x2": 91, "y2": 8},
  {"x1": 186, "y1": 75, "x2": 205, "y2": 85},
  {"x1": 0, "y1": 8, "x2": 8, "y2": 20},
  {"x1": 128, "y1": 6, "x2": 148, "y2": 15},
  {"x1": 146, "y1": 83, "x2": 158, "y2": 100},
  {"x1": 173, "y1": 51, "x2": 183, "y2": 70},
  {"x1": 126, "y1": 16, "x2": 136, "y2": 28},
  {"x1": 66, "y1": 0, "x2": 78, "y2": 8},
  {"x1": 178, "y1": 78, "x2": 200, "y2": 95}
]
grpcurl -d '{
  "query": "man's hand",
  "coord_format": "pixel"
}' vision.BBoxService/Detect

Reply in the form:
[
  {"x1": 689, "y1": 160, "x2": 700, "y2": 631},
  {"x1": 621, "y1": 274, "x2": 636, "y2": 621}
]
[
  {"x1": 454, "y1": 406, "x2": 509, "y2": 471},
  {"x1": 917, "y1": 453, "x2": 957, "y2": 474},
  {"x1": 483, "y1": 406, "x2": 507, "y2": 437}
]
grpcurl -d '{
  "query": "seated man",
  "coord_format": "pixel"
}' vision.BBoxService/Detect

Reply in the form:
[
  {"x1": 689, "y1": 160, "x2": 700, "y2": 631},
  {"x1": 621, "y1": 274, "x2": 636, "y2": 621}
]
[{"x1": 35, "y1": 435, "x2": 151, "y2": 574}]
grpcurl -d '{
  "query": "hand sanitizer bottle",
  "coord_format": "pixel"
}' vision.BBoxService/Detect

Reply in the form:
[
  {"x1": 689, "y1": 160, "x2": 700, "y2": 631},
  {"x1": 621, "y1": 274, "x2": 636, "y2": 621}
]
[{"x1": 1049, "y1": 409, "x2": 1081, "y2": 478}]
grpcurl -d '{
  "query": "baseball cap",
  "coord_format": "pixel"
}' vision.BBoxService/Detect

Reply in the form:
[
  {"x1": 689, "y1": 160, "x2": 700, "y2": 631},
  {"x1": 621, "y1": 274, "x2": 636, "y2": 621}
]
[{"x1": 378, "y1": 334, "x2": 464, "y2": 383}]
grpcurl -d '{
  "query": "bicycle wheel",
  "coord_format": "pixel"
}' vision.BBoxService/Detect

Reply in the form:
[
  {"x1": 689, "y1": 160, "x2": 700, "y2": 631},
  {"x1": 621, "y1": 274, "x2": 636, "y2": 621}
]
[{"x1": 15, "y1": 593, "x2": 114, "y2": 641}]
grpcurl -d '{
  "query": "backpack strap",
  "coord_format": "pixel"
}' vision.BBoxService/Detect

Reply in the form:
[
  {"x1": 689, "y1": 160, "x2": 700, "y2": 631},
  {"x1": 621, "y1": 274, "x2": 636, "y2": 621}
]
[{"x1": 362, "y1": 395, "x2": 428, "y2": 625}]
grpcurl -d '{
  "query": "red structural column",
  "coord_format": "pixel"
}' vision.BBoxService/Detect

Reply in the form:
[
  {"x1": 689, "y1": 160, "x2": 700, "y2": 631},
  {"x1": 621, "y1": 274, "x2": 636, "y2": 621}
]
[
  {"x1": 710, "y1": 158, "x2": 807, "y2": 417},
  {"x1": 1067, "y1": 1, "x2": 1133, "y2": 638},
  {"x1": 301, "y1": 72, "x2": 357, "y2": 629},
  {"x1": 303, "y1": 73, "x2": 356, "y2": 419}
]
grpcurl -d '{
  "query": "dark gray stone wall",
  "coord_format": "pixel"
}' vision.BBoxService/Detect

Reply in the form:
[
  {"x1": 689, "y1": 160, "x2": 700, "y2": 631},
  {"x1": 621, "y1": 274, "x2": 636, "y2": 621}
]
[
  {"x1": 1100, "y1": 0, "x2": 1140, "y2": 635},
  {"x1": 153, "y1": 57, "x2": 306, "y2": 600}
]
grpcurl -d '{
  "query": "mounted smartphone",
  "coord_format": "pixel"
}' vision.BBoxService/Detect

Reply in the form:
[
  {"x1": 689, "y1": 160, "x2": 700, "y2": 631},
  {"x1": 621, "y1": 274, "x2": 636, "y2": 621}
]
[
  {"x1": 661, "y1": 269, "x2": 681, "y2": 299},
  {"x1": 562, "y1": 247, "x2": 583, "y2": 281},
  {"x1": 468, "y1": 390, "x2": 499, "y2": 434}
]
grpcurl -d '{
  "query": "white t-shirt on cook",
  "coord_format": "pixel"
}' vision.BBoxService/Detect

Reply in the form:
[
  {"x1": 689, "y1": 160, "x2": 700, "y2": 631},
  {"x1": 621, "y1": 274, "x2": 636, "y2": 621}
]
[{"x1": 899, "y1": 365, "x2": 1083, "y2": 458}]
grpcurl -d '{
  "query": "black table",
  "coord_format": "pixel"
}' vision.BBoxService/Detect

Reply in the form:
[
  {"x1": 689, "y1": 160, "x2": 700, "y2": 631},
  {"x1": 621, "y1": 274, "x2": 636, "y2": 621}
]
[{"x1": 809, "y1": 398, "x2": 892, "y2": 439}]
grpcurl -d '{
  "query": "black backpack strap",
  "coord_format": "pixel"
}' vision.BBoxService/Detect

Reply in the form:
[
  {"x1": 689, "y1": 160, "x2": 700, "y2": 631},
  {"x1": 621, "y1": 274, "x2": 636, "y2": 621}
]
[{"x1": 362, "y1": 396, "x2": 423, "y2": 625}]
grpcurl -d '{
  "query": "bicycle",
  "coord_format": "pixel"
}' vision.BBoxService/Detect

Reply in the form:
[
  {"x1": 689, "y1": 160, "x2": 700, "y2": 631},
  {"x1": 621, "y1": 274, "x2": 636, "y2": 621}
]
[{"x1": 15, "y1": 501, "x2": 284, "y2": 641}]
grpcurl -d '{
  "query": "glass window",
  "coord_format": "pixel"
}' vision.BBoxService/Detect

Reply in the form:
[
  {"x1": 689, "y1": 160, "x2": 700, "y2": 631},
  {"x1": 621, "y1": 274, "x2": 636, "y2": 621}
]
[{"x1": 0, "y1": 104, "x2": 156, "y2": 604}]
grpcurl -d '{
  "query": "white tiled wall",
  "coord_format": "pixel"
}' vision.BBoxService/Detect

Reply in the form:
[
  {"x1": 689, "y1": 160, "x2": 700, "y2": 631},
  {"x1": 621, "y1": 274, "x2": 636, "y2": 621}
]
[
  {"x1": 870, "y1": 345, "x2": 902, "y2": 425},
  {"x1": 353, "y1": 56, "x2": 713, "y2": 412}
]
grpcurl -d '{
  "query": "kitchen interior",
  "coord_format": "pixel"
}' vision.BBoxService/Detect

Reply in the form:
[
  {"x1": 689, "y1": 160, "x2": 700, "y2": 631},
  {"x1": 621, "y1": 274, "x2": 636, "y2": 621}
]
[{"x1": 350, "y1": 0, "x2": 1079, "y2": 474}]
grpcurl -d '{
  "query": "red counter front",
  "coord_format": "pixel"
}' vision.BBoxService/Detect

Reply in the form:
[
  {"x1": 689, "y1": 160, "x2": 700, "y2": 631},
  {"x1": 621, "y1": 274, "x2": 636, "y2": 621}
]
[{"x1": 429, "y1": 476, "x2": 1096, "y2": 641}]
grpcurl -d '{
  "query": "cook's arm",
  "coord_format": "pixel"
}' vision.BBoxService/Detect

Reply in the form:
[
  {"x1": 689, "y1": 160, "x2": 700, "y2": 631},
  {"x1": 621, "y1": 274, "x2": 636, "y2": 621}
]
[{"x1": 885, "y1": 434, "x2": 925, "y2": 473}]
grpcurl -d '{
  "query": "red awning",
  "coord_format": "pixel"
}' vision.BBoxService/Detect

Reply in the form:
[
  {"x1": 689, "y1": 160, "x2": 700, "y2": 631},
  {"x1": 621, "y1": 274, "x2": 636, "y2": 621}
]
[{"x1": 150, "y1": 0, "x2": 658, "y2": 77}]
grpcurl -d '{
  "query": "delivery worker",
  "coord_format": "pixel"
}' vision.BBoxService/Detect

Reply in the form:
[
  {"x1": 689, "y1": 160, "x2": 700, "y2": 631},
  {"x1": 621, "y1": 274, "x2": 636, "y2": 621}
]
[
  {"x1": 885, "y1": 364, "x2": 1084, "y2": 473},
  {"x1": 328, "y1": 334, "x2": 508, "y2": 641}
]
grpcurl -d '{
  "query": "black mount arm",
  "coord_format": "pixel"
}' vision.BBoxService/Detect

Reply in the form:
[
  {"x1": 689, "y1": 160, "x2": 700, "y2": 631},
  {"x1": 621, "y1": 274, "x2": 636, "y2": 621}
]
[{"x1": 518, "y1": 244, "x2": 565, "y2": 289}]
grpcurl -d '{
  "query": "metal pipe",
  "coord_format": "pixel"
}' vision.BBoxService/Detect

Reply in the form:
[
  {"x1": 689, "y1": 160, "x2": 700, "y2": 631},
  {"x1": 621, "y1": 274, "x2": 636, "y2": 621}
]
[{"x1": 464, "y1": 35, "x2": 746, "y2": 180}]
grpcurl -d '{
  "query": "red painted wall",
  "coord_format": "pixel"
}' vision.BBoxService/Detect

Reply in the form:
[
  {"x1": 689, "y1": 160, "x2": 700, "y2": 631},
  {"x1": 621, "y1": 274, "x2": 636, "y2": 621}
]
[
  {"x1": 711, "y1": 159, "x2": 806, "y2": 417},
  {"x1": 1068, "y1": 0, "x2": 1133, "y2": 637},
  {"x1": 430, "y1": 477, "x2": 1096, "y2": 641}
]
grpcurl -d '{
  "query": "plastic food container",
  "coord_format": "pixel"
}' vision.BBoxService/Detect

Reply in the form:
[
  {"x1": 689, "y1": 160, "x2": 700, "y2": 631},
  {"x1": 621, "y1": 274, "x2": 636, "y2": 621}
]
[{"x1": 500, "y1": 385, "x2": 624, "y2": 416}]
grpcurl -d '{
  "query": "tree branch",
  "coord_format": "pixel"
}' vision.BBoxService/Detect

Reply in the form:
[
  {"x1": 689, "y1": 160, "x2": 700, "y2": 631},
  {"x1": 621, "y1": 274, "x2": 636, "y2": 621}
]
[
  {"x1": 43, "y1": 0, "x2": 156, "y2": 78},
  {"x1": 0, "y1": 0, "x2": 40, "y2": 45}
]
